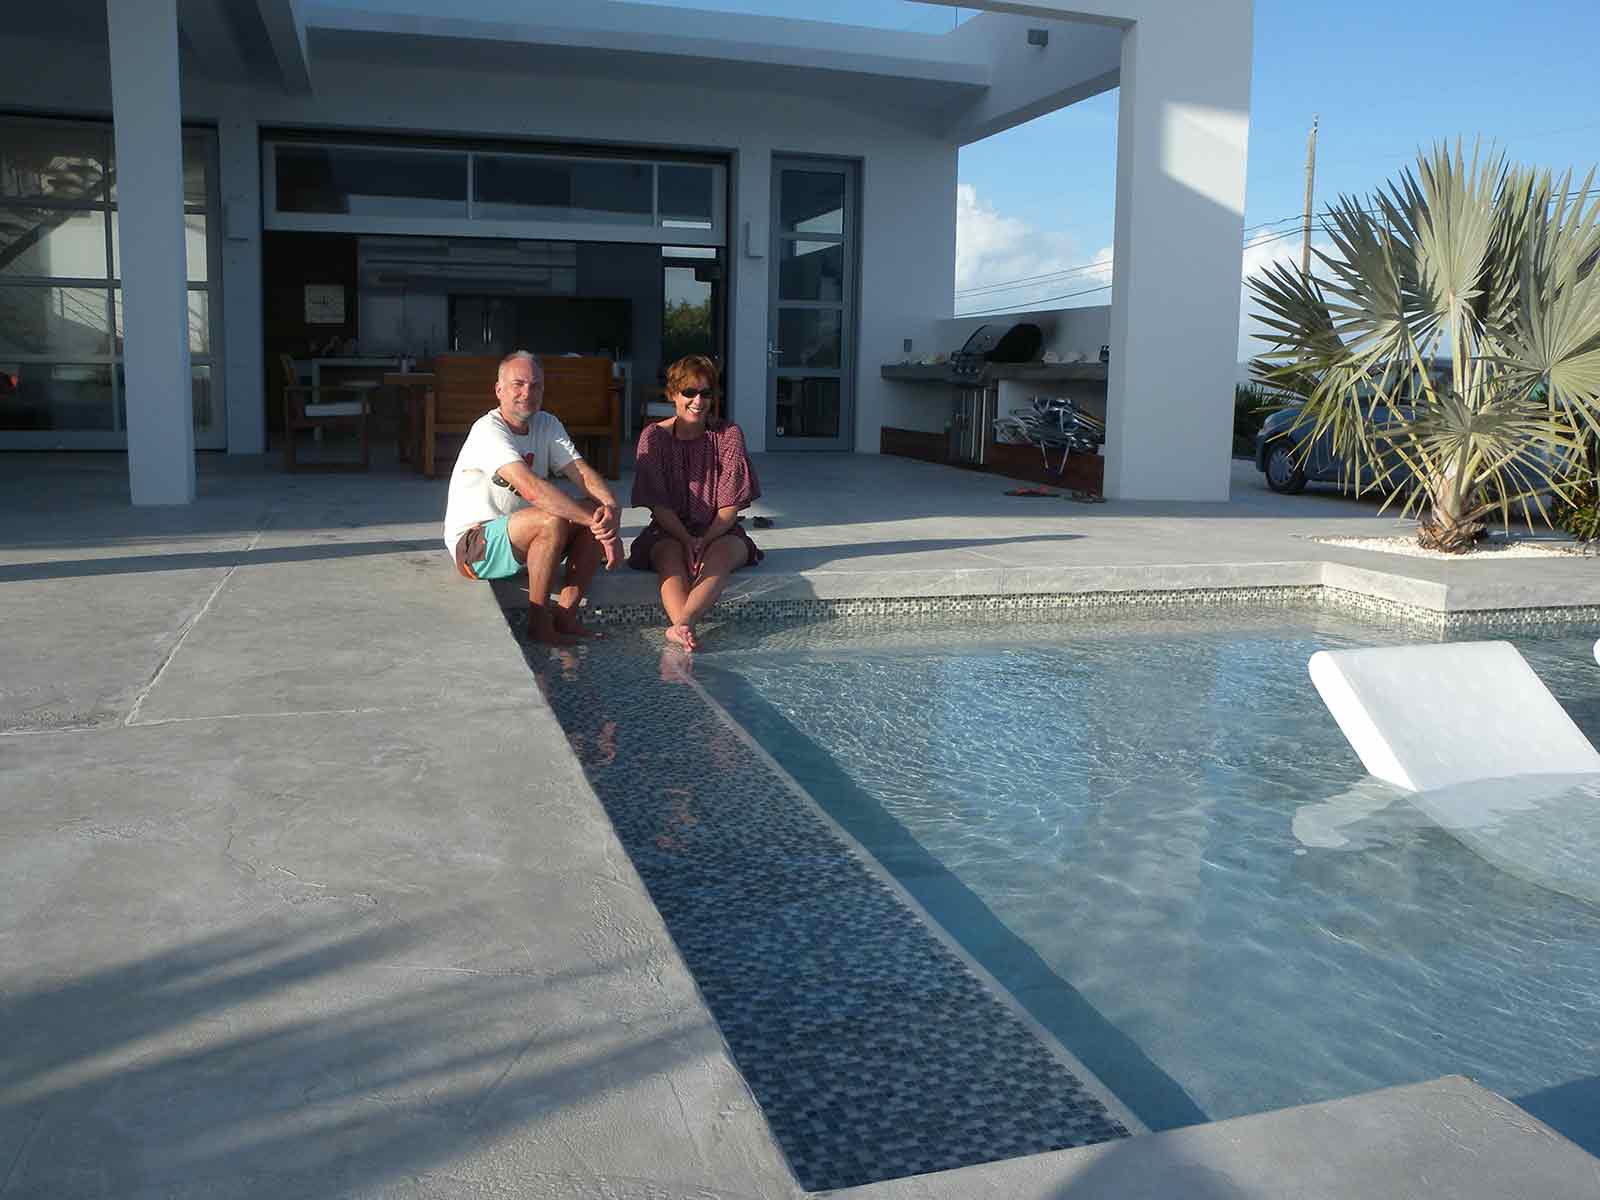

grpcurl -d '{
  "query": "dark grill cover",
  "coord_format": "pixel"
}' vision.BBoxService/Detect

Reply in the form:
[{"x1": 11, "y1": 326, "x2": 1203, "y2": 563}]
[{"x1": 987, "y1": 322, "x2": 1043, "y2": 363}]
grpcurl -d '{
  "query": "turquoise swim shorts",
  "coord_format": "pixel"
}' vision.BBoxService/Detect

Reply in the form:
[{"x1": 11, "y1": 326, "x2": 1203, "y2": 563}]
[{"x1": 465, "y1": 514, "x2": 522, "y2": 581}]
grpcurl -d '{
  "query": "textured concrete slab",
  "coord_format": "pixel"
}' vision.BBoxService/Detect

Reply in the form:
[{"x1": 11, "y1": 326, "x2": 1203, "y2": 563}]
[
  {"x1": 1, "y1": 678, "x2": 795, "y2": 1200},
  {"x1": 4, "y1": 450, "x2": 1598, "y2": 1200},
  {"x1": 580, "y1": 456, "x2": 1600, "y2": 618},
  {"x1": 830, "y1": 1076, "x2": 1600, "y2": 1200}
]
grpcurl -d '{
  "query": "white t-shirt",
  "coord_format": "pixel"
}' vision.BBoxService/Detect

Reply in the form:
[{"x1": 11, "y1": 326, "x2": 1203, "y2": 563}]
[{"x1": 442, "y1": 409, "x2": 580, "y2": 554}]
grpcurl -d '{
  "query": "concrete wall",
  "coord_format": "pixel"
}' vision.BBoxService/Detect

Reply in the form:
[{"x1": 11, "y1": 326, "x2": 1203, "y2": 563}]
[
  {"x1": 4, "y1": 1, "x2": 1248, "y2": 502},
  {"x1": 0, "y1": 32, "x2": 959, "y2": 459}
]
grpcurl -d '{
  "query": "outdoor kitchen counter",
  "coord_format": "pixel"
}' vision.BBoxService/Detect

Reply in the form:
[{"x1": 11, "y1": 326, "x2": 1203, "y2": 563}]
[{"x1": 880, "y1": 362, "x2": 1108, "y2": 383}]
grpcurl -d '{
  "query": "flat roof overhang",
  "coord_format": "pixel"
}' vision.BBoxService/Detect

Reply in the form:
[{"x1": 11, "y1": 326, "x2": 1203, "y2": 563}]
[
  {"x1": 304, "y1": 2, "x2": 989, "y2": 127},
  {"x1": 299, "y1": 1, "x2": 1122, "y2": 140}
]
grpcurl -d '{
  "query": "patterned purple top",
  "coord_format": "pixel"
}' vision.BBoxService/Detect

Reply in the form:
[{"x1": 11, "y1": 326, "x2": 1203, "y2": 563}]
[
  {"x1": 631, "y1": 420, "x2": 761, "y2": 533},
  {"x1": 626, "y1": 419, "x2": 763, "y2": 571}
]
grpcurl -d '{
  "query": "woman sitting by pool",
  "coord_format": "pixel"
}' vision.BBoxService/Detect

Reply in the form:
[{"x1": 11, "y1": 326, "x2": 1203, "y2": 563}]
[{"x1": 628, "y1": 354, "x2": 763, "y2": 651}]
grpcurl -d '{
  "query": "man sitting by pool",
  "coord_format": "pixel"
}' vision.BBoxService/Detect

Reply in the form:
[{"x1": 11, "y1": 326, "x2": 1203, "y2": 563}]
[{"x1": 442, "y1": 350, "x2": 623, "y2": 645}]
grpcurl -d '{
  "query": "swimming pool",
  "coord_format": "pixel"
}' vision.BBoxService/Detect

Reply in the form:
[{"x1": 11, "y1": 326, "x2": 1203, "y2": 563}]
[{"x1": 528, "y1": 604, "x2": 1600, "y2": 1187}]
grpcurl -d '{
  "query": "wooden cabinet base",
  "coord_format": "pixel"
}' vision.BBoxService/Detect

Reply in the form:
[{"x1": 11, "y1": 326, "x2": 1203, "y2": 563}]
[
  {"x1": 984, "y1": 440, "x2": 1104, "y2": 493},
  {"x1": 878, "y1": 426, "x2": 947, "y2": 464},
  {"x1": 879, "y1": 427, "x2": 1104, "y2": 495}
]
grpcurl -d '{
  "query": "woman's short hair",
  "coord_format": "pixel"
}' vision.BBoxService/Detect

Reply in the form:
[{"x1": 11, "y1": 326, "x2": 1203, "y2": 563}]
[{"x1": 666, "y1": 354, "x2": 719, "y2": 397}]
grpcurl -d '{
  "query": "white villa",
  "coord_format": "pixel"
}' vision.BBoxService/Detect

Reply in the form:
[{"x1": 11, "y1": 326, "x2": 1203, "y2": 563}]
[{"x1": 0, "y1": 0, "x2": 1251, "y2": 503}]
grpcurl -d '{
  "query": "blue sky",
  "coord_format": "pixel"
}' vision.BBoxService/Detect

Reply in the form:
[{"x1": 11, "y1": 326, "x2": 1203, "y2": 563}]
[
  {"x1": 633, "y1": 1, "x2": 1600, "y2": 350},
  {"x1": 958, "y1": 0, "x2": 1600, "y2": 351}
]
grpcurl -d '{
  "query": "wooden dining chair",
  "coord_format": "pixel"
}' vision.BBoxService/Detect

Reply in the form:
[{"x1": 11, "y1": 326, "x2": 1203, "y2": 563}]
[{"x1": 279, "y1": 353, "x2": 372, "y2": 472}]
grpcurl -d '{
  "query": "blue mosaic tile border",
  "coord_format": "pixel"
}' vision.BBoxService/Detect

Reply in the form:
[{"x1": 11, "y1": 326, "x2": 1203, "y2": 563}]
[
  {"x1": 586, "y1": 586, "x2": 1600, "y2": 634},
  {"x1": 519, "y1": 622, "x2": 1131, "y2": 1192}
]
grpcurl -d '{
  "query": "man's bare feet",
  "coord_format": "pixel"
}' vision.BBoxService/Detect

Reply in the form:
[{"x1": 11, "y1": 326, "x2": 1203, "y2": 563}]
[
  {"x1": 526, "y1": 607, "x2": 578, "y2": 646},
  {"x1": 553, "y1": 605, "x2": 602, "y2": 640},
  {"x1": 665, "y1": 623, "x2": 698, "y2": 652}
]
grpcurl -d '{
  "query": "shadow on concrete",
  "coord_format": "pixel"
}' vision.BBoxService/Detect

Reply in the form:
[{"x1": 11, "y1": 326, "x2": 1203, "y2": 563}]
[
  {"x1": 1044, "y1": 1136, "x2": 1252, "y2": 1199},
  {"x1": 1515, "y1": 1077, "x2": 1600, "y2": 1156},
  {"x1": 0, "y1": 539, "x2": 444, "y2": 582},
  {"x1": 0, "y1": 916, "x2": 739, "y2": 1198},
  {"x1": 692, "y1": 664, "x2": 1207, "y2": 1135}
]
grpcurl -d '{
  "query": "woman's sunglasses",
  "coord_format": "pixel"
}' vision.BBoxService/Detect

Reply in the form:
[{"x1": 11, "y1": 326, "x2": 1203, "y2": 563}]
[{"x1": 678, "y1": 387, "x2": 716, "y2": 399}]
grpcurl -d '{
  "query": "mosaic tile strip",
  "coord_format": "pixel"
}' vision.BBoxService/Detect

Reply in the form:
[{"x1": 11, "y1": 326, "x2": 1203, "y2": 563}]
[
  {"x1": 518, "y1": 621, "x2": 1130, "y2": 1192},
  {"x1": 588, "y1": 586, "x2": 1600, "y2": 635},
  {"x1": 589, "y1": 585, "x2": 1325, "y2": 627},
  {"x1": 1318, "y1": 588, "x2": 1600, "y2": 633}
]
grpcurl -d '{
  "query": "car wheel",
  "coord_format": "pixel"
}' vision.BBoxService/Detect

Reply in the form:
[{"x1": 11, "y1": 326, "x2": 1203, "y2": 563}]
[{"x1": 1264, "y1": 440, "x2": 1306, "y2": 494}]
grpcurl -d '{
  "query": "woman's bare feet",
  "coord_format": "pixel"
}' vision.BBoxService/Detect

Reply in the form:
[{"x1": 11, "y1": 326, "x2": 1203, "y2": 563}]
[
  {"x1": 665, "y1": 623, "x2": 698, "y2": 652},
  {"x1": 659, "y1": 645, "x2": 694, "y2": 683}
]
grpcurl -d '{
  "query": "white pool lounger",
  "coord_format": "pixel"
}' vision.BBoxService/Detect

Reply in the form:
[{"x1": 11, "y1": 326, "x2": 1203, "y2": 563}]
[
  {"x1": 1308, "y1": 641, "x2": 1600, "y2": 792},
  {"x1": 1309, "y1": 641, "x2": 1600, "y2": 902}
]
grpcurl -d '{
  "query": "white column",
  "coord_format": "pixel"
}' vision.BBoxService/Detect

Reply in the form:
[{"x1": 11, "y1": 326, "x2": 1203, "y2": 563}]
[
  {"x1": 108, "y1": 0, "x2": 194, "y2": 504},
  {"x1": 1102, "y1": 7, "x2": 1251, "y2": 500},
  {"x1": 219, "y1": 104, "x2": 264, "y2": 455},
  {"x1": 731, "y1": 145, "x2": 772, "y2": 454}
]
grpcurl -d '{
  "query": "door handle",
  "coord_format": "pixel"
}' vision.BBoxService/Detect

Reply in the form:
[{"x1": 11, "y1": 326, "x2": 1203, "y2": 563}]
[{"x1": 767, "y1": 343, "x2": 783, "y2": 364}]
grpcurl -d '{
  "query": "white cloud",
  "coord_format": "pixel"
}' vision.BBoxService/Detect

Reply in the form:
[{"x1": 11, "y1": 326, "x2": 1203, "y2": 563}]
[
  {"x1": 953, "y1": 187, "x2": 1343, "y2": 365},
  {"x1": 1237, "y1": 227, "x2": 1337, "y2": 363},
  {"x1": 954, "y1": 184, "x2": 1112, "y2": 315}
]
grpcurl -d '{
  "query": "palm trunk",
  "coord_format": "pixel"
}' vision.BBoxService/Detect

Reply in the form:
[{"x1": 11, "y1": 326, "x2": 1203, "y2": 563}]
[{"x1": 1417, "y1": 469, "x2": 1483, "y2": 553}]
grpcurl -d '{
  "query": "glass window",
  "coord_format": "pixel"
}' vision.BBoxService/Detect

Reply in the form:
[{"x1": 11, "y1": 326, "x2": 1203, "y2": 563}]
[
  {"x1": 659, "y1": 164, "x2": 714, "y2": 230},
  {"x1": 474, "y1": 155, "x2": 652, "y2": 225},
  {"x1": 182, "y1": 132, "x2": 209, "y2": 208},
  {"x1": 112, "y1": 288, "x2": 210, "y2": 354},
  {"x1": 663, "y1": 264, "x2": 714, "y2": 364},
  {"x1": 0, "y1": 118, "x2": 111, "y2": 203},
  {"x1": 773, "y1": 376, "x2": 840, "y2": 439},
  {"x1": 0, "y1": 208, "x2": 110, "y2": 279},
  {"x1": 275, "y1": 145, "x2": 468, "y2": 218},
  {"x1": 777, "y1": 308, "x2": 841, "y2": 369},
  {"x1": 0, "y1": 285, "x2": 111, "y2": 356},
  {"x1": 779, "y1": 170, "x2": 845, "y2": 235},
  {"x1": 0, "y1": 361, "x2": 114, "y2": 431},
  {"x1": 111, "y1": 212, "x2": 207, "y2": 282},
  {"x1": 103, "y1": 130, "x2": 209, "y2": 207},
  {"x1": 779, "y1": 239, "x2": 844, "y2": 302}
]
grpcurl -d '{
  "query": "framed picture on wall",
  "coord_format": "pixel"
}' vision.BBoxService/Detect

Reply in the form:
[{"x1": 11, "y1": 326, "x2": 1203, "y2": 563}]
[{"x1": 304, "y1": 284, "x2": 346, "y2": 324}]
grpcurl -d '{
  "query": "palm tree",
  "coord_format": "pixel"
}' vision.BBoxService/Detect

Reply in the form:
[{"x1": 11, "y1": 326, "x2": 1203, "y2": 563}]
[{"x1": 1248, "y1": 142, "x2": 1600, "y2": 551}]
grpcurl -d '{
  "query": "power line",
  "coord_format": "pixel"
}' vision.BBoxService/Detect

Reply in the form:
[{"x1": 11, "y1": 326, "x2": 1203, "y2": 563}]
[
  {"x1": 956, "y1": 281, "x2": 1113, "y2": 317},
  {"x1": 955, "y1": 186, "x2": 1600, "y2": 303},
  {"x1": 955, "y1": 258, "x2": 1111, "y2": 297}
]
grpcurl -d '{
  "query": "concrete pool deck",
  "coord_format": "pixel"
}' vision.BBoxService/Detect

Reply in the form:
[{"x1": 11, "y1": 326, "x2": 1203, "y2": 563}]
[{"x1": 3, "y1": 449, "x2": 1598, "y2": 1199}]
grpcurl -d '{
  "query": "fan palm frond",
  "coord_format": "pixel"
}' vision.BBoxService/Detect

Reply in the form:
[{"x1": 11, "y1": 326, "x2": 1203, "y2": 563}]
[{"x1": 1246, "y1": 141, "x2": 1600, "y2": 551}]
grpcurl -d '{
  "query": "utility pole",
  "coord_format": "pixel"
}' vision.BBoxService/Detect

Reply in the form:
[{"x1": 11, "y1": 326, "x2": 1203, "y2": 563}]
[{"x1": 1301, "y1": 114, "x2": 1319, "y2": 276}]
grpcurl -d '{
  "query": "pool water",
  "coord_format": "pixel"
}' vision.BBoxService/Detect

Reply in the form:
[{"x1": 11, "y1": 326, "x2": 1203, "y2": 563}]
[
  {"x1": 688, "y1": 609, "x2": 1600, "y2": 1152},
  {"x1": 528, "y1": 603, "x2": 1600, "y2": 1185}
]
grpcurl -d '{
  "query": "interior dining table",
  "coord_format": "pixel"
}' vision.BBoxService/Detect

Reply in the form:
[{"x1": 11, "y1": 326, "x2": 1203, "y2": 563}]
[{"x1": 381, "y1": 371, "x2": 434, "y2": 471}]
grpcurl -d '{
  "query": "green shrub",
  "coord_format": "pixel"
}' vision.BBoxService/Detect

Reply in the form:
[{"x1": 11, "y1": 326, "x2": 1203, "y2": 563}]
[
  {"x1": 1233, "y1": 384, "x2": 1269, "y2": 457},
  {"x1": 1555, "y1": 480, "x2": 1600, "y2": 545}
]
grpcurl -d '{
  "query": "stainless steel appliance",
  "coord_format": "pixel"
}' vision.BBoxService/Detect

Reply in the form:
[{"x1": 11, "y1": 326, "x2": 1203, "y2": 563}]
[
  {"x1": 949, "y1": 384, "x2": 995, "y2": 464},
  {"x1": 943, "y1": 322, "x2": 1041, "y2": 463}
]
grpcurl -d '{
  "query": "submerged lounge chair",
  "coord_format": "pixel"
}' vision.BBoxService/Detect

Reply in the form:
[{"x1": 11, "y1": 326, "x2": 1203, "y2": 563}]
[{"x1": 1309, "y1": 641, "x2": 1600, "y2": 903}]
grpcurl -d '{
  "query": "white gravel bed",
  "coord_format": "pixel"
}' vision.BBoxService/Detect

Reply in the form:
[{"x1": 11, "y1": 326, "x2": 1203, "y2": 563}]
[{"x1": 1313, "y1": 534, "x2": 1592, "y2": 559}]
